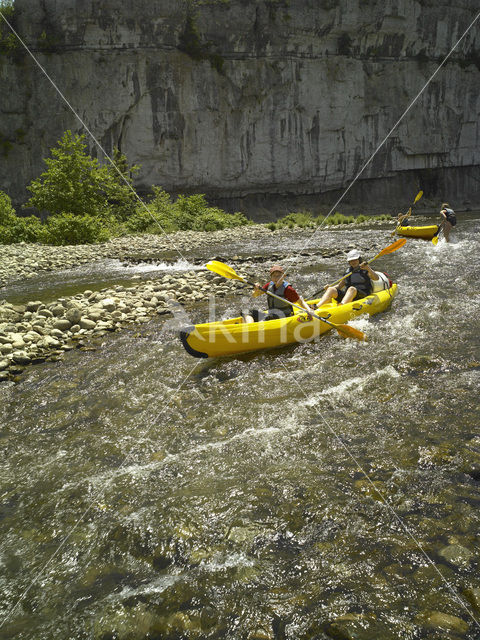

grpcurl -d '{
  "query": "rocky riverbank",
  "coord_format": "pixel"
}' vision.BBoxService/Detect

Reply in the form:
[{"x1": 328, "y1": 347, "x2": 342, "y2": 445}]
[
  {"x1": 0, "y1": 226, "x2": 273, "y2": 288},
  {"x1": 0, "y1": 222, "x2": 393, "y2": 382},
  {"x1": 0, "y1": 269, "x2": 243, "y2": 382}
]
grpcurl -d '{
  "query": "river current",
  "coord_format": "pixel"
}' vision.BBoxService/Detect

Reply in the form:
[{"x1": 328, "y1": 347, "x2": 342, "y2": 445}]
[{"x1": 1, "y1": 215, "x2": 479, "y2": 639}]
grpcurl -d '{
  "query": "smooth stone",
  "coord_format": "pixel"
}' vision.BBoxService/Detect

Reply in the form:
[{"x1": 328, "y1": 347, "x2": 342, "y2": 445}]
[
  {"x1": 438, "y1": 544, "x2": 473, "y2": 567},
  {"x1": 12, "y1": 351, "x2": 31, "y2": 365},
  {"x1": 416, "y1": 611, "x2": 468, "y2": 633},
  {"x1": 51, "y1": 305, "x2": 66, "y2": 317},
  {"x1": 26, "y1": 301, "x2": 43, "y2": 312},
  {"x1": 37, "y1": 308, "x2": 53, "y2": 318},
  {"x1": 0, "y1": 358, "x2": 10, "y2": 371},
  {"x1": 53, "y1": 319, "x2": 72, "y2": 331},
  {"x1": 65, "y1": 307, "x2": 82, "y2": 324},
  {"x1": 79, "y1": 318, "x2": 96, "y2": 330},
  {"x1": 464, "y1": 587, "x2": 480, "y2": 613},
  {"x1": 100, "y1": 298, "x2": 116, "y2": 312}
]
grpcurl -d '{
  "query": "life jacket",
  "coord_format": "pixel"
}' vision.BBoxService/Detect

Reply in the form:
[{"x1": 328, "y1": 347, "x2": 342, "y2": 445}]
[
  {"x1": 266, "y1": 280, "x2": 293, "y2": 315},
  {"x1": 444, "y1": 207, "x2": 456, "y2": 223},
  {"x1": 343, "y1": 268, "x2": 372, "y2": 295},
  {"x1": 371, "y1": 271, "x2": 391, "y2": 292}
]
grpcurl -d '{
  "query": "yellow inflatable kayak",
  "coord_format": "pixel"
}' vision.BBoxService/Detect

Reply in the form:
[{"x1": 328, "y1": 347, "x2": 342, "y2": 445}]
[
  {"x1": 396, "y1": 225, "x2": 439, "y2": 239},
  {"x1": 180, "y1": 284, "x2": 397, "y2": 358}
]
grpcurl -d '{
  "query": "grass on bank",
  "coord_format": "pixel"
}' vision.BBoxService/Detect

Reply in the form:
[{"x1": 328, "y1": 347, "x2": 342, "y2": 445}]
[{"x1": 266, "y1": 211, "x2": 391, "y2": 230}]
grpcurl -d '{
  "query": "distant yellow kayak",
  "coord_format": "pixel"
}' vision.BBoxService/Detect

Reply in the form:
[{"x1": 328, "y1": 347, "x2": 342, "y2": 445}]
[
  {"x1": 180, "y1": 285, "x2": 397, "y2": 358},
  {"x1": 396, "y1": 225, "x2": 439, "y2": 239}
]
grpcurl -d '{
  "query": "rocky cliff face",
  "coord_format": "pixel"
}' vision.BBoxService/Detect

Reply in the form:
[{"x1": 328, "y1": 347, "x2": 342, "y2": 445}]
[{"x1": 1, "y1": 0, "x2": 479, "y2": 218}]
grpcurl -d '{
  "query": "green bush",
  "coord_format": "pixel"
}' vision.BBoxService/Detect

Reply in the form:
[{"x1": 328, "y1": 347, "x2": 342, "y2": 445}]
[
  {"x1": 0, "y1": 189, "x2": 15, "y2": 224},
  {"x1": 126, "y1": 189, "x2": 250, "y2": 234},
  {"x1": 41, "y1": 213, "x2": 110, "y2": 245},
  {"x1": 0, "y1": 190, "x2": 43, "y2": 244},
  {"x1": 0, "y1": 215, "x2": 43, "y2": 244}
]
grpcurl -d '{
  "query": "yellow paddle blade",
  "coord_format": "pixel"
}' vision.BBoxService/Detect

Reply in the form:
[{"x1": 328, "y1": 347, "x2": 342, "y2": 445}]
[
  {"x1": 432, "y1": 235, "x2": 439, "y2": 246},
  {"x1": 205, "y1": 260, "x2": 246, "y2": 282},
  {"x1": 414, "y1": 190, "x2": 423, "y2": 203},
  {"x1": 372, "y1": 238, "x2": 407, "y2": 261},
  {"x1": 336, "y1": 324, "x2": 367, "y2": 341}
]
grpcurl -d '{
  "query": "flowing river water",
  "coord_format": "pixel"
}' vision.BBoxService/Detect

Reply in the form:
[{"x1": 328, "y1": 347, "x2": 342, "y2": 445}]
[{"x1": 1, "y1": 215, "x2": 480, "y2": 639}]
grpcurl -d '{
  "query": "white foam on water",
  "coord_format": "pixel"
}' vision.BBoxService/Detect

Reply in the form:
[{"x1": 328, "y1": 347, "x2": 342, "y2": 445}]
[
  {"x1": 201, "y1": 552, "x2": 255, "y2": 572},
  {"x1": 111, "y1": 575, "x2": 179, "y2": 601},
  {"x1": 127, "y1": 259, "x2": 202, "y2": 273},
  {"x1": 303, "y1": 364, "x2": 400, "y2": 403}
]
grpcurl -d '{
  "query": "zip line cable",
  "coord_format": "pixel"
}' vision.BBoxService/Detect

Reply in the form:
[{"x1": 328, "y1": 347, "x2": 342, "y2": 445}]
[
  {"x1": 281, "y1": 9, "x2": 480, "y2": 274},
  {"x1": 0, "y1": 10, "x2": 190, "y2": 263},
  {"x1": 1, "y1": 6, "x2": 480, "y2": 634}
]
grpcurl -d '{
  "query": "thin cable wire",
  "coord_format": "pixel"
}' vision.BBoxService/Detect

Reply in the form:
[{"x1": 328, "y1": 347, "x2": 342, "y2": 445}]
[
  {"x1": 282, "y1": 359, "x2": 480, "y2": 629},
  {"x1": 281, "y1": 10, "x2": 480, "y2": 275},
  {"x1": 0, "y1": 11, "x2": 190, "y2": 262}
]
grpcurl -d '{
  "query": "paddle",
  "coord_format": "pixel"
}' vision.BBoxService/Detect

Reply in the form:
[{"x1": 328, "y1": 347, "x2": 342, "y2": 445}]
[
  {"x1": 309, "y1": 238, "x2": 406, "y2": 298},
  {"x1": 205, "y1": 260, "x2": 366, "y2": 341},
  {"x1": 432, "y1": 223, "x2": 443, "y2": 245},
  {"x1": 391, "y1": 190, "x2": 423, "y2": 236}
]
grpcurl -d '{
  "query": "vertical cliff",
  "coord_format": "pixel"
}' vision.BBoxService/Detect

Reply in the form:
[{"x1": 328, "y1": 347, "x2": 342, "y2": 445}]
[{"x1": 0, "y1": 0, "x2": 479, "y2": 217}]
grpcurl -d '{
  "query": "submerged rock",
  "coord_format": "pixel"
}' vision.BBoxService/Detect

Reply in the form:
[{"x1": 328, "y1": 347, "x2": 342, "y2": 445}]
[{"x1": 415, "y1": 610, "x2": 469, "y2": 634}]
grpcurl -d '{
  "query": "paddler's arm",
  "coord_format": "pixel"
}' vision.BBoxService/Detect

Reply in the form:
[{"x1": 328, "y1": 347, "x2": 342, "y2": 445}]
[
  {"x1": 252, "y1": 282, "x2": 267, "y2": 298},
  {"x1": 360, "y1": 262, "x2": 378, "y2": 281},
  {"x1": 297, "y1": 296, "x2": 315, "y2": 317}
]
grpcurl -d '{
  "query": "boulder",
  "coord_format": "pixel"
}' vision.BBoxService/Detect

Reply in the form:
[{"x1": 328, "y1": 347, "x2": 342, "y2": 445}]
[
  {"x1": 100, "y1": 298, "x2": 116, "y2": 312},
  {"x1": 79, "y1": 318, "x2": 96, "y2": 330},
  {"x1": 53, "y1": 319, "x2": 72, "y2": 331}
]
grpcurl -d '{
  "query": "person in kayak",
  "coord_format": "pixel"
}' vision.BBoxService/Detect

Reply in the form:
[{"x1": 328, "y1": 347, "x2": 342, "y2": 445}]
[
  {"x1": 314, "y1": 249, "x2": 379, "y2": 307},
  {"x1": 242, "y1": 264, "x2": 314, "y2": 322},
  {"x1": 439, "y1": 203, "x2": 456, "y2": 242}
]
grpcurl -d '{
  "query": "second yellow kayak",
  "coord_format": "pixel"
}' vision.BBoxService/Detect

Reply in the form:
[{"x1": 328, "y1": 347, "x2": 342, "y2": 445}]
[{"x1": 396, "y1": 225, "x2": 439, "y2": 239}]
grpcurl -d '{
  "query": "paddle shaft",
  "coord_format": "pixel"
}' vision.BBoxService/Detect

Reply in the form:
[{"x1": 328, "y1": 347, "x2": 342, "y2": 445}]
[{"x1": 432, "y1": 222, "x2": 444, "y2": 244}]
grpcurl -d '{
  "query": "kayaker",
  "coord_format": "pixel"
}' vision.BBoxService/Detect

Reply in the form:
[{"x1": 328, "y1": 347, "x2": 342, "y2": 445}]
[
  {"x1": 314, "y1": 250, "x2": 378, "y2": 307},
  {"x1": 439, "y1": 202, "x2": 456, "y2": 242},
  {"x1": 242, "y1": 264, "x2": 314, "y2": 323}
]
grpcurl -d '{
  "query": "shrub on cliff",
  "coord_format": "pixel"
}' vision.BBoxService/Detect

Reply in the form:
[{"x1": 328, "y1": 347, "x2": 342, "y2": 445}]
[{"x1": 25, "y1": 131, "x2": 139, "y2": 221}]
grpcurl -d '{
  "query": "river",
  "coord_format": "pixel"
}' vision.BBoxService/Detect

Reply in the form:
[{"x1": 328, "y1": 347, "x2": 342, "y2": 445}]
[{"x1": 1, "y1": 215, "x2": 479, "y2": 639}]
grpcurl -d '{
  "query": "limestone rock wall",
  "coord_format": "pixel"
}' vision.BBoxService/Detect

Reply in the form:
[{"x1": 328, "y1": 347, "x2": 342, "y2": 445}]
[{"x1": 0, "y1": 0, "x2": 479, "y2": 217}]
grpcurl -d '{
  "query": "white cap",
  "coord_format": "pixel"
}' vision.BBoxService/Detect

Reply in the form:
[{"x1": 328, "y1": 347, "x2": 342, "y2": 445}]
[{"x1": 346, "y1": 249, "x2": 361, "y2": 261}]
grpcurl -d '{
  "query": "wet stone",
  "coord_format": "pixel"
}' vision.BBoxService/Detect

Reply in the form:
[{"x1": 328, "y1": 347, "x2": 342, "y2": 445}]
[
  {"x1": 464, "y1": 587, "x2": 480, "y2": 613},
  {"x1": 415, "y1": 611, "x2": 469, "y2": 634},
  {"x1": 438, "y1": 544, "x2": 474, "y2": 567}
]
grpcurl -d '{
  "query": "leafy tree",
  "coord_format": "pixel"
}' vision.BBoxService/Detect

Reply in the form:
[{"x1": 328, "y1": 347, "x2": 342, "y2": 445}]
[
  {"x1": 104, "y1": 147, "x2": 140, "y2": 221},
  {"x1": 25, "y1": 131, "x2": 139, "y2": 221}
]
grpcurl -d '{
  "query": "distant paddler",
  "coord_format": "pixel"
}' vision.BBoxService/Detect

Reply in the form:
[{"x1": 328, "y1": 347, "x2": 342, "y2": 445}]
[
  {"x1": 242, "y1": 264, "x2": 314, "y2": 323},
  {"x1": 439, "y1": 202, "x2": 456, "y2": 243}
]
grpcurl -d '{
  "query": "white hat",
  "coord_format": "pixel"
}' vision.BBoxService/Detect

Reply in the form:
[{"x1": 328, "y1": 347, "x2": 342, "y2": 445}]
[{"x1": 346, "y1": 249, "x2": 361, "y2": 261}]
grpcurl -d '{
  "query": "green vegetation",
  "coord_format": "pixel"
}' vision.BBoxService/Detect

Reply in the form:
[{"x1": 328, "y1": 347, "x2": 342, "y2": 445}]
[
  {"x1": 126, "y1": 188, "x2": 250, "y2": 234},
  {"x1": 178, "y1": 12, "x2": 224, "y2": 73},
  {"x1": 0, "y1": 0, "x2": 17, "y2": 56},
  {"x1": 266, "y1": 211, "x2": 391, "y2": 231},
  {"x1": 0, "y1": 129, "x2": 251, "y2": 245}
]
